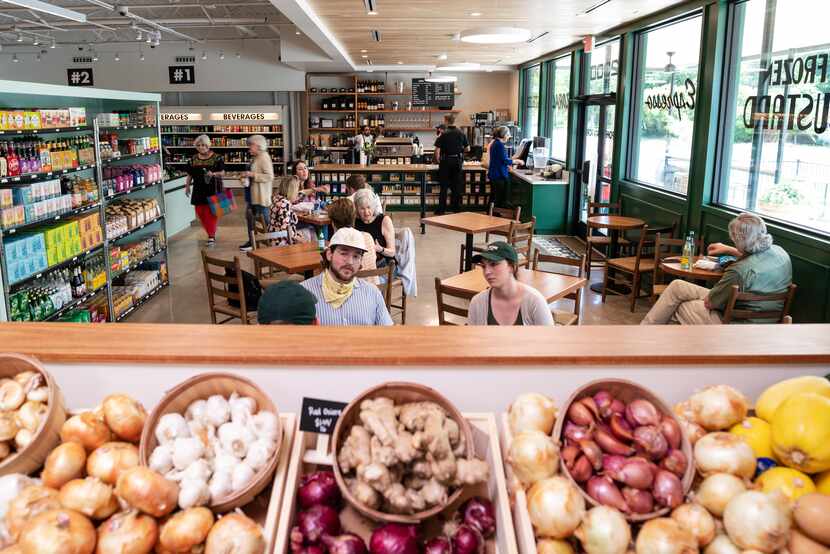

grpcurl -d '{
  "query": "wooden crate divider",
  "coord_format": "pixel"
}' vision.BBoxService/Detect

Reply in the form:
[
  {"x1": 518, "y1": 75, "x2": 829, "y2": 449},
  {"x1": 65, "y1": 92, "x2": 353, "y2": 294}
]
[{"x1": 498, "y1": 413, "x2": 538, "y2": 554}]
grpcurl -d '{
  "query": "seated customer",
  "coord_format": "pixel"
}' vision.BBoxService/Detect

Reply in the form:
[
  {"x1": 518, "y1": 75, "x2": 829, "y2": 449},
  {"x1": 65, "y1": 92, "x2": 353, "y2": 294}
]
[
  {"x1": 345, "y1": 174, "x2": 369, "y2": 201},
  {"x1": 354, "y1": 188, "x2": 395, "y2": 265},
  {"x1": 300, "y1": 228, "x2": 393, "y2": 326},
  {"x1": 257, "y1": 281, "x2": 317, "y2": 325},
  {"x1": 267, "y1": 176, "x2": 302, "y2": 246},
  {"x1": 641, "y1": 212, "x2": 792, "y2": 325},
  {"x1": 468, "y1": 242, "x2": 554, "y2": 326},
  {"x1": 327, "y1": 198, "x2": 377, "y2": 281}
]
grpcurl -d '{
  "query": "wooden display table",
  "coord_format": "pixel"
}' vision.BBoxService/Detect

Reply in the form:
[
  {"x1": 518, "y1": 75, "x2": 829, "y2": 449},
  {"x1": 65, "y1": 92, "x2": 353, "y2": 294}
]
[
  {"x1": 441, "y1": 267, "x2": 585, "y2": 304},
  {"x1": 247, "y1": 243, "x2": 322, "y2": 278},
  {"x1": 422, "y1": 212, "x2": 515, "y2": 271}
]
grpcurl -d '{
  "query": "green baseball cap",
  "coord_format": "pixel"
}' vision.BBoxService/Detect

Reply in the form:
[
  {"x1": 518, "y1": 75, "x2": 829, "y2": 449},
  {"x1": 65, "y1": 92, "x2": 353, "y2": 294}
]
[
  {"x1": 472, "y1": 241, "x2": 519, "y2": 264},
  {"x1": 257, "y1": 281, "x2": 317, "y2": 325}
]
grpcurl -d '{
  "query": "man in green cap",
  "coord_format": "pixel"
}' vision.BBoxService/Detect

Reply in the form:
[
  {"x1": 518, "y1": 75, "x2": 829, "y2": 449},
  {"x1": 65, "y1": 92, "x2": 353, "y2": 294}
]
[{"x1": 257, "y1": 280, "x2": 318, "y2": 325}]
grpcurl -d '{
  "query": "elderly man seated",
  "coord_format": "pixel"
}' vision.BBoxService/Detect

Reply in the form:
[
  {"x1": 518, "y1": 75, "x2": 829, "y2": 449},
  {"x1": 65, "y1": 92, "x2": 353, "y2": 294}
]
[{"x1": 641, "y1": 213, "x2": 792, "y2": 325}]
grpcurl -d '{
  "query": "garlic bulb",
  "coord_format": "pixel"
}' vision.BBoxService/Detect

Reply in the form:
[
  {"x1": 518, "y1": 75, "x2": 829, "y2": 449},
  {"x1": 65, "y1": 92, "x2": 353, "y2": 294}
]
[
  {"x1": 181, "y1": 459, "x2": 212, "y2": 483},
  {"x1": 155, "y1": 413, "x2": 189, "y2": 444},
  {"x1": 187, "y1": 420, "x2": 215, "y2": 451},
  {"x1": 0, "y1": 380, "x2": 25, "y2": 412},
  {"x1": 14, "y1": 429, "x2": 33, "y2": 450},
  {"x1": 172, "y1": 437, "x2": 205, "y2": 470},
  {"x1": 229, "y1": 394, "x2": 257, "y2": 425},
  {"x1": 149, "y1": 443, "x2": 174, "y2": 474},
  {"x1": 205, "y1": 395, "x2": 230, "y2": 427},
  {"x1": 213, "y1": 451, "x2": 239, "y2": 474},
  {"x1": 178, "y1": 478, "x2": 210, "y2": 509},
  {"x1": 218, "y1": 422, "x2": 253, "y2": 458},
  {"x1": 26, "y1": 387, "x2": 48, "y2": 403},
  {"x1": 185, "y1": 400, "x2": 208, "y2": 425},
  {"x1": 231, "y1": 463, "x2": 255, "y2": 491},
  {"x1": 245, "y1": 439, "x2": 275, "y2": 471},
  {"x1": 0, "y1": 474, "x2": 39, "y2": 520},
  {"x1": 250, "y1": 411, "x2": 279, "y2": 442},
  {"x1": 209, "y1": 471, "x2": 233, "y2": 503}
]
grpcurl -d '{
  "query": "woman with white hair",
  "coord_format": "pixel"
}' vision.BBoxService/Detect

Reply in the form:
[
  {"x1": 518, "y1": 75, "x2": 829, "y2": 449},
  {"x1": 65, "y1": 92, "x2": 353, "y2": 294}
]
[
  {"x1": 353, "y1": 187, "x2": 395, "y2": 264},
  {"x1": 185, "y1": 134, "x2": 225, "y2": 246},
  {"x1": 642, "y1": 212, "x2": 792, "y2": 325},
  {"x1": 240, "y1": 134, "x2": 274, "y2": 251}
]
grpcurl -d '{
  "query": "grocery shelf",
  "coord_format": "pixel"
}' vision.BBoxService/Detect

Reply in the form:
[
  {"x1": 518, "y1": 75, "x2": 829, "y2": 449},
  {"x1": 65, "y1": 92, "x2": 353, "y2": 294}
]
[
  {"x1": 101, "y1": 150, "x2": 161, "y2": 165},
  {"x1": 308, "y1": 128, "x2": 357, "y2": 132},
  {"x1": 9, "y1": 243, "x2": 104, "y2": 289},
  {"x1": 109, "y1": 214, "x2": 164, "y2": 242},
  {"x1": 111, "y1": 246, "x2": 167, "y2": 280},
  {"x1": 160, "y1": 132, "x2": 283, "y2": 136},
  {"x1": 99, "y1": 124, "x2": 157, "y2": 131},
  {"x1": 1, "y1": 201, "x2": 101, "y2": 236},
  {"x1": 104, "y1": 180, "x2": 162, "y2": 202},
  {"x1": 0, "y1": 125, "x2": 92, "y2": 136},
  {"x1": 115, "y1": 281, "x2": 168, "y2": 322},
  {"x1": 0, "y1": 164, "x2": 96, "y2": 186},
  {"x1": 44, "y1": 283, "x2": 108, "y2": 322},
  {"x1": 309, "y1": 110, "x2": 355, "y2": 113},
  {"x1": 357, "y1": 110, "x2": 460, "y2": 114},
  {"x1": 163, "y1": 146, "x2": 283, "y2": 150}
]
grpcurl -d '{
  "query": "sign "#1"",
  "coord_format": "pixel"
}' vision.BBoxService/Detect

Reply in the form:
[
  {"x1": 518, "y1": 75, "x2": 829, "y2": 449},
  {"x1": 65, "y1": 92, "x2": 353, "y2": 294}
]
[
  {"x1": 299, "y1": 397, "x2": 347, "y2": 435},
  {"x1": 168, "y1": 65, "x2": 195, "y2": 85}
]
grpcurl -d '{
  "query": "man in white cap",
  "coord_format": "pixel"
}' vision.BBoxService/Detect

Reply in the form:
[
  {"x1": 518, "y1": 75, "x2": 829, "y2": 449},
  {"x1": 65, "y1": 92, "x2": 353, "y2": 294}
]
[{"x1": 300, "y1": 227, "x2": 393, "y2": 326}]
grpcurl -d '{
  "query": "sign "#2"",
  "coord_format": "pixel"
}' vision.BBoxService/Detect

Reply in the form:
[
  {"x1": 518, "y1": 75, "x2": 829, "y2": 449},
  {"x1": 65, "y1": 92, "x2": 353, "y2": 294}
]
[
  {"x1": 67, "y1": 68, "x2": 94, "y2": 87},
  {"x1": 169, "y1": 65, "x2": 195, "y2": 85}
]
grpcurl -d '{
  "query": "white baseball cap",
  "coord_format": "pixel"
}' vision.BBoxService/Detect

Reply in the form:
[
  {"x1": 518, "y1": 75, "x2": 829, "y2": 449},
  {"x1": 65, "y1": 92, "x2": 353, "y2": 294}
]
[{"x1": 329, "y1": 227, "x2": 367, "y2": 252}]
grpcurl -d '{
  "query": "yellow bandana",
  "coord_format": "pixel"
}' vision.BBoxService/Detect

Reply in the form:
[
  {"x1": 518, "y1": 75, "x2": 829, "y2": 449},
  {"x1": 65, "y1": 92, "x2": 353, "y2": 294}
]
[{"x1": 322, "y1": 269, "x2": 355, "y2": 309}]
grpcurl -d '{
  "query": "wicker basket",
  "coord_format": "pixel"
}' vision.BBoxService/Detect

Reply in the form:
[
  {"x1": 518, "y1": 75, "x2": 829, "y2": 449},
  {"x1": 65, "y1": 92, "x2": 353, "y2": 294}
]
[
  {"x1": 330, "y1": 381, "x2": 475, "y2": 524},
  {"x1": 0, "y1": 353, "x2": 66, "y2": 476},
  {"x1": 138, "y1": 372, "x2": 282, "y2": 513},
  {"x1": 552, "y1": 378, "x2": 695, "y2": 522}
]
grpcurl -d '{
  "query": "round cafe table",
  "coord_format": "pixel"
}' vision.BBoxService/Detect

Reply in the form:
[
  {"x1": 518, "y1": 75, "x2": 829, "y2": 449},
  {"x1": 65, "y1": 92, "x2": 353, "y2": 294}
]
[
  {"x1": 586, "y1": 215, "x2": 645, "y2": 294},
  {"x1": 660, "y1": 256, "x2": 724, "y2": 281}
]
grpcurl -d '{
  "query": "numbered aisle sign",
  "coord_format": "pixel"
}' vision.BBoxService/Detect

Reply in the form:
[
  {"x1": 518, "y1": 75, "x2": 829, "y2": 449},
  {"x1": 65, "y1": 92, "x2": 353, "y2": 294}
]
[
  {"x1": 67, "y1": 68, "x2": 93, "y2": 87},
  {"x1": 168, "y1": 65, "x2": 195, "y2": 85}
]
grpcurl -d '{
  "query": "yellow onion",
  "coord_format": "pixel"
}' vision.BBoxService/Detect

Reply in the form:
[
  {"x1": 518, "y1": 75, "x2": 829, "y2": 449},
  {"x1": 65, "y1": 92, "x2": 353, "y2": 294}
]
[
  {"x1": 15, "y1": 401, "x2": 47, "y2": 433},
  {"x1": 102, "y1": 395, "x2": 147, "y2": 443},
  {"x1": 793, "y1": 493, "x2": 830, "y2": 547},
  {"x1": 18, "y1": 508, "x2": 96, "y2": 554},
  {"x1": 205, "y1": 512, "x2": 265, "y2": 554},
  {"x1": 0, "y1": 442, "x2": 9, "y2": 460},
  {"x1": 508, "y1": 431, "x2": 559, "y2": 487},
  {"x1": 115, "y1": 467, "x2": 178, "y2": 518},
  {"x1": 671, "y1": 503, "x2": 716, "y2": 547},
  {"x1": 635, "y1": 518, "x2": 697, "y2": 554},
  {"x1": 159, "y1": 507, "x2": 214, "y2": 552},
  {"x1": 86, "y1": 442, "x2": 139, "y2": 486},
  {"x1": 574, "y1": 506, "x2": 630, "y2": 554},
  {"x1": 677, "y1": 416, "x2": 706, "y2": 446},
  {"x1": 0, "y1": 545, "x2": 22, "y2": 554},
  {"x1": 59, "y1": 477, "x2": 118, "y2": 520},
  {"x1": 723, "y1": 490, "x2": 791, "y2": 552},
  {"x1": 536, "y1": 539, "x2": 576, "y2": 554},
  {"x1": 788, "y1": 529, "x2": 829, "y2": 554},
  {"x1": 508, "y1": 393, "x2": 557, "y2": 435},
  {"x1": 60, "y1": 412, "x2": 113, "y2": 452},
  {"x1": 0, "y1": 380, "x2": 25, "y2": 412},
  {"x1": 0, "y1": 413, "x2": 18, "y2": 442},
  {"x1": 694, "y1": 432, "x2": 756, "y2": 478},
  {"x1": 42, "y1": 442, "x2": 87, "y2": 490},
  {"x1": 704, "y1": 534, "x2": 742, "y2": 554},
  {"x1": 96, "y1": 510, "x2": 158, "y2": 554},
  {"x1": 6, "y1": 485, "x2": 61, "y2": 540},
  {"x1": 693, "y1": 473, "x2": 747, "y2": 518},
  {"x1": 14, "y1": 429, "x2": 33, "y2": 450},
  {"x1": 688, "y1": 385, "x2": 749, "y2": 431},
  {"x1": 526, "y1": 476, "x2": 585, "y2": 539}
]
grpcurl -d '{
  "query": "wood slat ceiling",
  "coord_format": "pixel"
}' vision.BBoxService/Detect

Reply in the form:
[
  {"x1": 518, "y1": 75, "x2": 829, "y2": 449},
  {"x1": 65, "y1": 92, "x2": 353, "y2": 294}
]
[{"x1": 305, "y1": 0, "x2": 689, "y2": 67}]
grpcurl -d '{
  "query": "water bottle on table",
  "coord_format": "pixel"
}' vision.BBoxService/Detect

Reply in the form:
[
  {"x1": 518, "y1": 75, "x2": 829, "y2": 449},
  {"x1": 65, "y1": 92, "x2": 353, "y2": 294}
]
[{"x1": 681, "y1": 230, "x2": 695, "y2": 270}]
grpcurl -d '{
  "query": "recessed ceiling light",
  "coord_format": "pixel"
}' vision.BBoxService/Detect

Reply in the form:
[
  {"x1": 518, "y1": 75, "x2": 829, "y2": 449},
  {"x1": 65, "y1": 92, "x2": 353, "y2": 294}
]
[
  {"x1": 397, "y1": 61, "x2": 403, "y2": 64},
  {"x1": 295, "y1": 31, "x2": 301, "y2": 35},
  {"x1": 219, "y1": 51, "x2": 225, "y2": 60},
  {"x1": 139, "y1": 52, "x2": 145, "y2": 61},
  {"x1": 12, "y1": 54, "x2": 19, "y2": 63},
  {"x1": 437, "y1": 53, "x2": 448, "y2": 60},
  {"x1": 50, "y1": 39, "x2": 56, "y2": 49},
  {"x1": 360, "y1": 49, "x2": 367, "y2": 53},
  {"x1": 201, "y1": 51, "x2": 207, "y2": 60},
  {"x1": 361, "y1": 55, "x2": 368, "y2": 58},
  {"x1": 459, "y1": 27, "x2": 531, "y2": 44},
  {"x1": 114, "y1": 52, "x2": 120, "y2": 61},
  {"x1": 470, "y1": 12, "x2": 482, "y2": 16},
  {"x1": 426, "y1": 73, "x2": 457, "y2": 83},
  {"x1": 436, "y1": 62, "x2": 480, "y2": 71}
]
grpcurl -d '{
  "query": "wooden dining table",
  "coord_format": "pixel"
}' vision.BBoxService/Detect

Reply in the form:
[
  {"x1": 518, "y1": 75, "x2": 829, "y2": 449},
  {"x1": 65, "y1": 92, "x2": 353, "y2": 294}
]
[
  {"x1": 422, "y1": 212, "x2": 514, "y2": 271},
  {"x1": 586, "y1": 214, "x2": 645, "y2": 294},
  {"x1": 441, "y1": 267, "x2": 587, "y2": 304},
  {"x1": 660, "y1": 256, "x2": 724, "y2": 281},
  {"x1": 247, "y1": 242, "x2": 322, "y2": 279}
]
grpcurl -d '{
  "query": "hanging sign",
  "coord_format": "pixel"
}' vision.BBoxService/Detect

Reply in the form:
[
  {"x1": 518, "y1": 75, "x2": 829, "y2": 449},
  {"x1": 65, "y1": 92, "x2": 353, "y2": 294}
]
[
  {"x1": 160, "y1": 113, "x2": 203, "y2": 122},
  {"x1": 411, "y1": 78, "x2": 455, "y2": 109},
  {"x1": 208, "y1": 112, "x2": 280, "y2": 121},
  {"x1": 67, "y1": 68, "x2": 94, "y2": 87},
  {"x1": 168, "y1": 65, "x2": 196, "y2": 84}
]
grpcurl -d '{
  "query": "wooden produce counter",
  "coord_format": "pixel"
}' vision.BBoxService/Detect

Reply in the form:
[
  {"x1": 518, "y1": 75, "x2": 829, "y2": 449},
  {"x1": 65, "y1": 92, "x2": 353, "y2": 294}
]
[{"x1": 508, "y1": 168, "x2": 569, "y2": 234}]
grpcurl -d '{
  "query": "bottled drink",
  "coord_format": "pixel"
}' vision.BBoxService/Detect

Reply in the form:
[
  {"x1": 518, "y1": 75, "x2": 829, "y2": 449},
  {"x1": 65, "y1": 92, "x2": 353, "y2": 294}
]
[
  {"x1": 317, "y1": 227, "x2": 325, "y2": 251},
  {"x1": 681, "y1": 231, "x2": 695, "y2": 270},
  {"x1": 0, "y1": 144, "x2": 6, "y2": 177},
  {"x1": 6, "y1": 143, "x2": 19, "y2": 176}
]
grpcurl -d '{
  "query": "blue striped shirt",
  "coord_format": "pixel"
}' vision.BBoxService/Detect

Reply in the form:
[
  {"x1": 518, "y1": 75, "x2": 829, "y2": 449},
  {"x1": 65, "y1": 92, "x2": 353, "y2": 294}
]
[{"x1": 300, "y1": 273, "x2": 393, "y2": 326}]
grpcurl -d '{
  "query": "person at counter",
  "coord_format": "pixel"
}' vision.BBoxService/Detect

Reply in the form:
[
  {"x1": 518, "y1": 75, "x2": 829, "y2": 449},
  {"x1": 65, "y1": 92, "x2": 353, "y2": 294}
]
[
  {"x1": 434, "y1": 115, "x2": 469, "y2": 214},
  {"x1": 354, "y1": 125, "x2": 374, "y2": 157},
  {"x1": 487, "y1": 126, "x2": 524, "y2": 209},
  {"x1": 300, "y1": 228, "x2": 393, "y2": 326},
  {"x1": 294, "y1": 160, "x2": 329, "y2": 199},
  {"x1": 184, "y1": 135, "x2": 225, "y2": 247},
  {"x1": 468, "y1": 242, "x2": 553, "y2": 326},
  {"x1": 641, "y1": 213, "x2": 792, "y2": 325},
  {"x1": 354, "y1": 188, "x2": 395, "y2": 265},
  {"x1": 240, "y1": 135, "x2": 273, "y2": 252},
  {"x1": 258, "y1": 281, "x2": 318, "y2": 325}
]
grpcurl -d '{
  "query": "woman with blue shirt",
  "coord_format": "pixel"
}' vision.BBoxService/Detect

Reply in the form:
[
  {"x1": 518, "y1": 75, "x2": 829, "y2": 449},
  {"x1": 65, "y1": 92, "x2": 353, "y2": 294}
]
[{"x1": 487, "y1": 126, "x2": 523, "y2": 208}]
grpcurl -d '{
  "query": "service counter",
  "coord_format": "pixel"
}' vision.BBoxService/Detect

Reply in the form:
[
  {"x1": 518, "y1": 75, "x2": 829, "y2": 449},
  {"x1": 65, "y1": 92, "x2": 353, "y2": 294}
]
[
  {"x1": 162, "y1": 176, "x2": 196, "y2": 238},
  {"x1": 509, "y1": 168, "x2": 569, "y2": 234},
  {"x1": 1, "y1": 323, "x2": 827, "y2": 415}
]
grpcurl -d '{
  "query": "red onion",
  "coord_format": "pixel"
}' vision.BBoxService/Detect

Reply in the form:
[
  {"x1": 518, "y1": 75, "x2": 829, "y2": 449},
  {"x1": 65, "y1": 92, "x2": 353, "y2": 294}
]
[
  {"x1": 424, "y1": 537, "x2": 452, "y2": 554},
  {"x1": 450, "y1": 524, "x2": 484, "y2": 554},
  {"x1": 291, "y1": 527, "x2": 326, "y2": 554},
  {"x1": 622, "y1": 487, "x2": 655, "y2": 514},
  {"x1": 659, "y1": 416, "x2": 682, "y2": 450},
  {"x1": 587, "y1": 475, "x2": 629, "y2": 512},
  {"x1": 299, "y1": 470, "x2": 342, "y2": 509},
  {"x1": 609, "y1": 399, "x2": 626, "y2": 417},
  {"x1": 460, "y1": 497, "x2": 496, "y2": 538},
  {"x1": 570, "y1": 455, "x2": 593, "y2": 482},
  {"x1": 369, "y1": 524, "x2": 419, "y2": 554},
  {"x1": 609, "y1": 413, "x2": 634, "y2": 441},
  {"x1": 563, "y1": 421, "x2": 591, "y2": 443},
  {"x1": 296, "y1": 547, "x2": 326, "y2": 554},
  {"x1": 626, "y1": 399, "x2": 661, "y2": 427},
  {"x1": 568, "y1": 401, "x2": 595, "y2": 426},
  {"x1": 660, "y1": 449, "x2": 688, "y2": 478},
  {"x1": 579, "y1": 440, "x2": 603, "y2": 471},
  {"x1": 652, "y1": 469, "x2": 684, "y2": 508},
  {"x1": 593, "y1": 390, "x2": 614, "y2": 418},
  {"x1": 595, "y1": 426, "x2": 634, "y2": 456},
  {"x1": 322, "y1": 533, "x2": 367, "y2": 554},
  {"x1": 561, "y1": 444, "x2": 580, "y2": 469},
  {"x1": 633, "y1": 425, "x2": 668, "y2": 460},
  {"x1": 298, "y1": 505, "x2": 341, "y2": 543}
]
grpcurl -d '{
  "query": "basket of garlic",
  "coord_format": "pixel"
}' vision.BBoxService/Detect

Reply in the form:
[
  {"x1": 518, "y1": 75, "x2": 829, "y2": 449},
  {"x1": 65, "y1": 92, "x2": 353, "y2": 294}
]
[
  {"x1": 138, "y1": 373, "x2": 283, "y2": 513},
  {"x1": 0, "y1": 353, "x2": 65, "y2": 476}
]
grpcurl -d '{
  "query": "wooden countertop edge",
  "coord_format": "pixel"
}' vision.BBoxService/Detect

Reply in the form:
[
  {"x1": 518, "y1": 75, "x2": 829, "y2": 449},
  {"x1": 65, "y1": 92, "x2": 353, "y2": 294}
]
[
  {"x1": 509, "y1": 168, "x2": 568, "y2": 186},
  {"x1": 1, "y1": 323, "x2": 828, "y2": 366}
]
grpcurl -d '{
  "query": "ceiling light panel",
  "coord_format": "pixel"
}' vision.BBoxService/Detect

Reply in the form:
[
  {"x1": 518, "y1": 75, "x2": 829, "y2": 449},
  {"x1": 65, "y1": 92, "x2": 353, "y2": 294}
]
[{"x1": 0, "y1": 0, "x2": 86, "y2": 23}]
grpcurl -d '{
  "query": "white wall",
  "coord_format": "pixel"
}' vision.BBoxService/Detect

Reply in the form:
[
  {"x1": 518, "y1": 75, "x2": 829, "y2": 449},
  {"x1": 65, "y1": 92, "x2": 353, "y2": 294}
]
[{"x1": 0, "y1": 40, "x2": 306, "y2": 93}]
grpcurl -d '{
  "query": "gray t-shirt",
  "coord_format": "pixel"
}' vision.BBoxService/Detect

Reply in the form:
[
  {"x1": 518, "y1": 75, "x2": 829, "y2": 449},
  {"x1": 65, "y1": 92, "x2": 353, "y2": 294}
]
[{"x1": 468, "y1": 283, "x2": 554, "y2": 326}]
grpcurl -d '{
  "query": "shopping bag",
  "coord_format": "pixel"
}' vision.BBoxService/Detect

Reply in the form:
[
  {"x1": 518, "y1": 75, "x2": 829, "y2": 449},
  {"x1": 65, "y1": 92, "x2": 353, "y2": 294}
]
[{"x1": 207, "y1": 188, "x2": 236, "y2": 217}]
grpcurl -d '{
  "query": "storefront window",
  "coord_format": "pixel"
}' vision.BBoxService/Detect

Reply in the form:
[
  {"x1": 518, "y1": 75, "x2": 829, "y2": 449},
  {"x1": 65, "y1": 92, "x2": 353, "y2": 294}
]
[
  {"x1": 548, "y1": 55, "x2": 572, "y2": 162},
  {"x1": 629, "y1": 16, "x2": 702, "y2": 194},
  {"x1": 523, "y1": 65, "x2": 541, "y2": 138},
  {"x1": 719, "y1": 0, "x2": 830, "y2": 234},
  {"x1": 588, "y1": 40, "x2": 620, "y2": 95}
]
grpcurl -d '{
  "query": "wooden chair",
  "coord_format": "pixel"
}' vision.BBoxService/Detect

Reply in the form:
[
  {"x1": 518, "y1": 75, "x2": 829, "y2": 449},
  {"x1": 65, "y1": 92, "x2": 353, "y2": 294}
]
[
  {"x1": 602, "y1": 223, "x2": 657, "y2": 312},
  {"x1": 458, "y1": 204, "x2": 522, "y2": 273},
  {"x1": 357, "y1": 263, "x2": 395, "y2": 311},
  {"x1": 623, "y1": 222, "x2": 677, "y2": 256},
  {"x1": 507, "y1": 216, "x2": 536, "y2": 269},
  {"x1": 251, "y1": 218, "x2": 292, "y2": 281},
  {"x1": 389, "y1": 272, "x2": 408, "y2": 324},
  {"x1": 434, "y1": 276, "x2": 475, "y2": 325},
  {"x1": 651, "y1": 232, "x2": 703, "y2": 302},
  {"x1": 201, "y1": 251, "x2": 256, "y2": 325},
  {"x1": 533, "y1": 250, "x2": 585, "y2": 325},
  {"x1": 585, "y1": 201, "x2": 627, "y2": 277},
  {"x1": 722, "y1": 284, "x2": 797, "y2": 324}
]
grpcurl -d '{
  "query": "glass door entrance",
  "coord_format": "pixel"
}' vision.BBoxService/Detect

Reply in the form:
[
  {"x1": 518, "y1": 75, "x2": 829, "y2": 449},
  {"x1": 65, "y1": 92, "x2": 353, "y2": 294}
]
[{"x1": 575, "y1": 98, "x2": 616, "y2": 237}]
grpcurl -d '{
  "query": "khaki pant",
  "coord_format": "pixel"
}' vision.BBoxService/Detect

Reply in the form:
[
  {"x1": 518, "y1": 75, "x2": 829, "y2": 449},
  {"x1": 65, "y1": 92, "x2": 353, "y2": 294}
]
[{"x1": 641, "y1": 280, "x2": 722, "y2": 325}]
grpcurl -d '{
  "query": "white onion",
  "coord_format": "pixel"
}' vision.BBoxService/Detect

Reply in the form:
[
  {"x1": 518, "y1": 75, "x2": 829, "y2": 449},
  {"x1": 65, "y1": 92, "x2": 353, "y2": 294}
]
[
  {"x1": 527, "y1": 476, "x2": 585, "y2": 539},
  {"x1": 704, "y1": 534, "x2": 742, "y2": 554},
  {"x1": 574, "y1": 506, "x2": 630, "y2": 554},
  {"x1": 205, "y1": 512, "x2": 265, "y2": 554},
  {"x1": 687, "y1": 385, "x2": 749, "y2": 431},
  {"x1": 86, "y1": 442, "x2": 139, "y2": 486},
  {"x1": 508, "y1": 431, "x2": 559, "y2": 487},
  {"x1": 18, "y1": 509, "x2": 96, "y2": 554},
  {"x1": 723, "y1": 490, "x2": 791, "y2": 553},
  {"x1": 508, "y1": 393, "x2": 557, "y2": 436},
  {"x1": 6, "y1": 485, "x2": 61, "y2": 540},
  {"x1": 694, "y1": 432, "x2": 756, "y2": 478},
  {"x1": 671, "y1": 503, "x2": 716, "y2": 547},
  {"x1": 694, "y1": 473, "x2": 747, "y2": 517},
  {"x1": 536, "y1": 540, "x2": 576, "y2": 554},
  {"x1": 635, "y1": 518, "x2": 697, "y2": 554}
]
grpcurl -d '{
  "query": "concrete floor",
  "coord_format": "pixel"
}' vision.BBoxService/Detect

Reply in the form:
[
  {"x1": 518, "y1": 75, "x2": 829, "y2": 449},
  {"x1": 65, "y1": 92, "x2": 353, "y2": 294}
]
[{"x1": 129, "y1": 210, "x2": 650, "y2": 325}]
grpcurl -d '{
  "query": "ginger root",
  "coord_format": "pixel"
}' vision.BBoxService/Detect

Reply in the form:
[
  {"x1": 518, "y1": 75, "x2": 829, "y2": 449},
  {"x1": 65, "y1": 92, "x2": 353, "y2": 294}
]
[{"x1": 338, "y1": 425, "x2": 371, "y2": 473}]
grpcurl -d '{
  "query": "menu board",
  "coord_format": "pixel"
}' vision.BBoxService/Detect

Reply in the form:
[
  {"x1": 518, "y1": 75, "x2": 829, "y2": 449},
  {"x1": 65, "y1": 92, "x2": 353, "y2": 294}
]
[{"x1": 411, "y1": 78, "x2": 455, "y2": 109}]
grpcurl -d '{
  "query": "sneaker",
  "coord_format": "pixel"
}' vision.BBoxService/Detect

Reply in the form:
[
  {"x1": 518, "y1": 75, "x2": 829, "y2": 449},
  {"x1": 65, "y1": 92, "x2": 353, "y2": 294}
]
[
  {"x1": 207, "y1": 238, "x2": 216, "y2": 247},
  {"x1": 239, "y1": 241, "x2": 253, "y2": 251}
]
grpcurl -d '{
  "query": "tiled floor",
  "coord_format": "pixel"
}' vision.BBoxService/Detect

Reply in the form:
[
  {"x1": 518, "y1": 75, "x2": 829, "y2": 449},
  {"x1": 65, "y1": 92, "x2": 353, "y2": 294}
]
[{"x1": 129, "y1": 210, "x2": 651, "y2": 325}]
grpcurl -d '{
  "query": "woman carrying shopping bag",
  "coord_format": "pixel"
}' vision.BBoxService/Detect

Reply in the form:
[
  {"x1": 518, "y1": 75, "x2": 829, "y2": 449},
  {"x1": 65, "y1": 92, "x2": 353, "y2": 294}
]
[{"x1": 185, "y1": 135, "x2": 225, "y2": 247}]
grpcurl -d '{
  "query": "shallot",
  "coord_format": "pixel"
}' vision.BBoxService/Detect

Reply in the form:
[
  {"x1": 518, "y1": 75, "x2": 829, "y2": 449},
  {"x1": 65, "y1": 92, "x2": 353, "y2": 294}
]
[
  {"x1": 652, "y1": 469, "x2": 684, "y2": 508},
  {"x1": 594, "y1": 426, "x2": 633, "y2": 456},
  {"x1": 626, "y1": 399, "x2": 660, "y2": 427},
  {"x1": 723, "y1": 490, "x2": 791, "y2": 552},
  {"x1": 672, "y1": 503, "x2": 716, "y2": 547},
  {"x1": 563, "y1": 422, "x2": 591, "y2": 443},
  {"x1": 635, "y1": 517, "x2": 697, "y2": 554},
  {"x1": 574, "y1": 506, "x2": 631, "y2": 554},
  {"x1": 570, "y1": 455, "x2": 592, "y2": 482},
  {"x1": 527, "y1": 476, "x2": 585, "y2": 539},
  {"x1": 609, "y1": 413, "x2": 634, "y2": 441},
  {"x1": 587, "y1": 476, "x2": 629, "y2": 512},
  {"x1": 603, "y1": 456, "x2": 654, "y2": 489},
  {"x1": 508, "y1": 393, "x2": 557, "y2": 435},
  {"x1": 593, "y1": 391, "x2": 624, "y2": 419},
  {"x1": 659, "y1": 417, "x2": 682, "y2": 450},
  {"x1": 634, "y1": 425, "x2": 668, "y2": 460},
  {"x1": 660, "y1": 449, "x2": 687, "y2": 478},
  {"x1": 622, "y1": 487, "x2": 654, "y2": 514}
]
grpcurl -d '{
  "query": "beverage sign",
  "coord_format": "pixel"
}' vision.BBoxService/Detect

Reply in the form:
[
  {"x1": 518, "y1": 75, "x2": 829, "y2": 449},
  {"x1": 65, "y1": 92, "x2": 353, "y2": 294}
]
[
  {"x1": 208, "y1": 112, "x2": 280, "y2": 121},
  {"x1": 160, "y1": 113, "x2": 203, "y2": 122},
  {"x1": 168, "y1": 65, "x2": 195, "y2": 84},
  {"x1": 411, "y1": 78, "x2": 455, "y2": 109},
  {"x1": 300, "y1": 397, "x2": 347, "y2": 434},
  {"x1": 67, "y1": 68, "x2": 94, "y2": 87}
]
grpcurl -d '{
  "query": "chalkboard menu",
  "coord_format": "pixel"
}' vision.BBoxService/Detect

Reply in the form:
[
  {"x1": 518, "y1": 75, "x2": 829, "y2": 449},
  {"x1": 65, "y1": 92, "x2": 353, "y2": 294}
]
[{"x1": 411, "y1": 78, "x2": 455, "y2": 109}]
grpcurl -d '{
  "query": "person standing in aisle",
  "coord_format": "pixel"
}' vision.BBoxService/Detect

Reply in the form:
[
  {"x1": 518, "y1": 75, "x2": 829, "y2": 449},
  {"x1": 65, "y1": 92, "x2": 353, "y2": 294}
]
[
  {"x1": 488, "y1": 126, "x2": 523, "y2": 208},
  {"x1": 185, "y1": 135, "x2": 224, "y2": 247},
  {"x1": 240, "y1": 135, "x2": 273, "y2": 252},
  {"x1": 433, "y1": 114, "x2": 469, "y2": 214}
]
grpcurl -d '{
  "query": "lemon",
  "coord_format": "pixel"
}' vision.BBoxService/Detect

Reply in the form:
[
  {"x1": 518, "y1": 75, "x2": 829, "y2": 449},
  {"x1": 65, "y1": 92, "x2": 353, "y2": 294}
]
[
  {"x1": 755, "y1": 466, "x2": 816, "y2": 502},
  {"x1": 730, "y1": 417, "x2": 774, "y2": 459}
]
